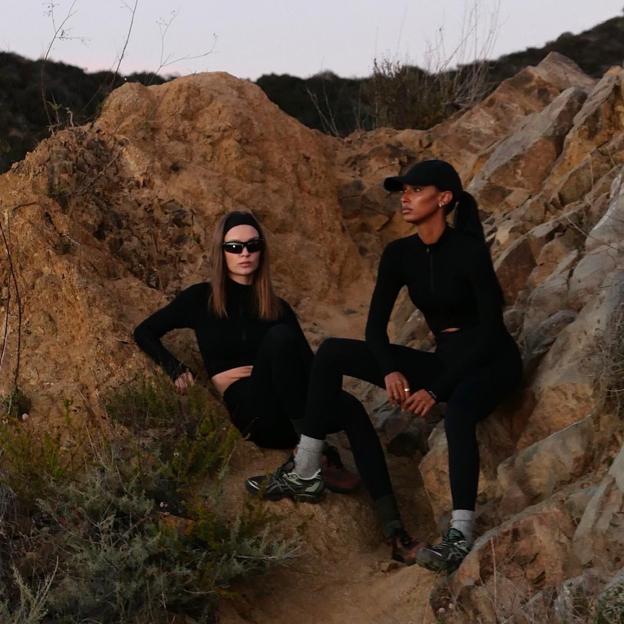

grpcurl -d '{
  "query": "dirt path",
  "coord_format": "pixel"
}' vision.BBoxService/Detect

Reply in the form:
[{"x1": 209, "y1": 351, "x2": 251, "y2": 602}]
[
  {"x1": 221, "y1": 545, "x2": 438, "y2": 624},
  {"x1": 220, "y1": 445, "x2": 441, "y2": 624}
]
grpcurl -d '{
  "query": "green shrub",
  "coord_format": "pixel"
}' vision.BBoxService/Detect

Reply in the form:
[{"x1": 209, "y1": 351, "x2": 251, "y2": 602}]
[
  {"x1": 0, "y1": 566, "x2": 54, "y2": 624},
  {"x1": 103, "y1": 376, "x2": 240, "y2": 503},
  {"x1": 599, "y1": 301, "x2": 624, "y2": 419},
  {"x1": 0, "y1": 418, "x2": 83, "y2": 509},
  {"x1": 0, "y1": 377, "x2": 298, "y2": 622},
  {"x1": 595, "y1": 575, "x2": 624, "y2": 624}
]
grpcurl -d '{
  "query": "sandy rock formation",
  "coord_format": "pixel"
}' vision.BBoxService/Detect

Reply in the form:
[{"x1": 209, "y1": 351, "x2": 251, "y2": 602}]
[
  {"x1": 468, "y1": 86, "x2": 589, "y2": 214},
  {"x1": 354, "y1": 54, "x2": 624, "y2": 621},
  {"x1": 0, "y1": 73, "x2": 372, "y2": 416},
  {"x1": 2, "y1": 52, "x2": 624, "y2": 623},
  {"x1": 335, "y1": 52, "x2": 594, "y2": 258}
]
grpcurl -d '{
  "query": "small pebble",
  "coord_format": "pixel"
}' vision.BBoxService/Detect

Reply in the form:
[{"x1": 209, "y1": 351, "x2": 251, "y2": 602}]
[{"x1": 380, "y1": 560, "x2": 401, "y2": 573}]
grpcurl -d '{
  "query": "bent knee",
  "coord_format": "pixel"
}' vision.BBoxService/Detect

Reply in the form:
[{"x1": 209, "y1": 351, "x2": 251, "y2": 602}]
[{"x1": 316, "y1": 337, "x2": 345, "y2": 362}]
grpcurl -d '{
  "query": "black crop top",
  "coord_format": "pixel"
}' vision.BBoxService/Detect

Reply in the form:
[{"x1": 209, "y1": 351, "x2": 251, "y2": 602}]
[
  {"x1": 365, "y1": 226, "x2": 508, "y2": 398},
  {"x1": 133, "y1": 279, "x2": 309, "y2": 380}
]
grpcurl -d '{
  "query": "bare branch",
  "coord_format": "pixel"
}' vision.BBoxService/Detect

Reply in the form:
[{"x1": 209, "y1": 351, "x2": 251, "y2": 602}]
[
  {"x1": 152, "y1": 10, "x2": 217, "y2": 80},
  {"x1": 306, "y1": 86, "x2": 340, "y2": 137},
  {"x1": 0, "y1": 201, "x2": 36, "y2": 382},
  {"x1": 0, "y1": 214, "x2": 23, "y2": 389},
  {"x1": 109, "y1": 0, "x2": 139, "y2": 88},
  {"x1": 0, "y1": 275, "x2": 10, "y2": 374},
  {"x1": 40, "y1": 0, "x2": 81, "y2": 132}
]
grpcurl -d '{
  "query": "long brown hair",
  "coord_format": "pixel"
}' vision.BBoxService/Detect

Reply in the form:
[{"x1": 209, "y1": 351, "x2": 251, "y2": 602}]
[{"x1": 208, "y1": 210, "x2": 282, "y2": 320}]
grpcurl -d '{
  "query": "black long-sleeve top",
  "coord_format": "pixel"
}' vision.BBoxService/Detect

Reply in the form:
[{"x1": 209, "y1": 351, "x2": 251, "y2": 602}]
[
  {"x1": 133, "y1": 279, "x2": 309, "y2": 380},
  {"x1": 365, "y1": 226, "x2": 508, "y2": 399}
]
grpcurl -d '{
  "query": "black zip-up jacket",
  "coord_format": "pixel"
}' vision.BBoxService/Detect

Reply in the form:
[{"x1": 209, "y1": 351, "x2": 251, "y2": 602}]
[
  {"x1": 365, "y1": 226, "x2": 508, "y2": 398},
  {"x1": 133, "y1": 279, "x2": 309, "y2": 380}
]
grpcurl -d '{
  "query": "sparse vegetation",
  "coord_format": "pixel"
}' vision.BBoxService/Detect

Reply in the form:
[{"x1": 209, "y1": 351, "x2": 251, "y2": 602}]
[
  {"x1": 0, "y1": 386, "x2": 32, "y2": 419},
  {"x1": 3, "y1": 14, "x2": 624, "y2": 169},
  {"x1": 0, "y1": 376, "x2": 298, "y2": 623},
  {"x1": 597, "y1": 300, "x2": 624, "y2": 420},
  {"x1": 595, "y1": 575, "x2": 624, "y2": 624}
]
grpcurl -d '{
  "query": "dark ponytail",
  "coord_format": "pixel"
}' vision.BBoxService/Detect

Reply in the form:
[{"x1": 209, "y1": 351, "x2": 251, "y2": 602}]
[
  {"x1": 453, "y1": 190, "x2": 485, "y2": 243},
  {"x1": 383, "y1": 159, "x2": 486, "y2": 242}
]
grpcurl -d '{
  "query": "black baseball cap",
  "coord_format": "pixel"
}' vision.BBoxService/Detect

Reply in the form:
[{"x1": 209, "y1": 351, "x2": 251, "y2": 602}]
[{"x1": 383, "y1": 159, "x2": 463, "y2": 199}]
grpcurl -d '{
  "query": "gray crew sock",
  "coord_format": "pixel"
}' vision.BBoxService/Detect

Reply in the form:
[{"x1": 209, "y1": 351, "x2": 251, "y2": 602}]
[
  {"x1": 450, "y1": 509, "x2": 475, "y2": 544},
  {"x1": 293, "y1": 435, "x2": 325, "y2": 478},
  {"x1": 374, "y1": 494, "x2": 403, "y2": 538}
]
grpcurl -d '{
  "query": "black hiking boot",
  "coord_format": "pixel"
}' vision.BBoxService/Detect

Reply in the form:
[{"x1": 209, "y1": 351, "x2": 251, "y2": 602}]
[
  {"x1": 388, "y1": 527, "x2": 424, "y2": 565},
  {"x1": 321, "y1": 444, "x2": 361, "y2": 494}
]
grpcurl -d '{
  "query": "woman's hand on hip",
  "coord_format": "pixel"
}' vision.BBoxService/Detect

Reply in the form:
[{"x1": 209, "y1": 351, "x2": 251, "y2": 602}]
[
  {"x1": 384, "y1": 371, "x2": 411, "y2": 406},
  {"x1": 174, "y1": 371, "x2": 195, "y2": 394},
  {"x1": 403, "y1": 389, "x2": 436, "y2": 417}
]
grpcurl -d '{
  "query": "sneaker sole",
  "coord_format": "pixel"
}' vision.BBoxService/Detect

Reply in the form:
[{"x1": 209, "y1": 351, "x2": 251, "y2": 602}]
[
  {"x1": 392, "y1": 552, "x2": 418, "y2": 566},
  {"x1": 414, "y1": 549, "x2": 451, "y2": 574},
  {"x1": 245, "y1": 479, "x2": 324, "y2": 503},
  {"x1": 324, "y1": 481, "x2": 360, "y2": 494}
]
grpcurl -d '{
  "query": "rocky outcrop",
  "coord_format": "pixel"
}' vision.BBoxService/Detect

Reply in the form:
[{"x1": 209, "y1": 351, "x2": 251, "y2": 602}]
[
  {"x1": 2, "y1": 52, "x2": 624, "y2": 623},
  {"x1": 0, "y1": 73, "x2": 372, "y2": 415},
  {"x1": 468, "y1": 86, "x2": 588, "y2": 213},
  {"x1": 334, "y1": 53, "x2": 595, "y2": 257}
]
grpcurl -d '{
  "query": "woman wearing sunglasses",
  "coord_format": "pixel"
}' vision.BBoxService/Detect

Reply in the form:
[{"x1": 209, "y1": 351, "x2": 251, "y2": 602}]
[
  {"x1": 250, "y1": 161, "x2": 522, "y2": 572},
  {"x1": 133, "y1": 210, "x2": 362, "y2": 490}
]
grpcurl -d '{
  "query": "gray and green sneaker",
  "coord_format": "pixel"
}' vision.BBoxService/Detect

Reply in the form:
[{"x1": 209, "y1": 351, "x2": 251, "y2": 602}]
[
  {"x1": 414, "y1": 528, "x2": 472, "y2": 573},
  {"x1": 245, "y1": 462, "x2": 325, "y2": 503},
  {"x1": 245, "y1": 456, "x2": 293, "y2": 495}
]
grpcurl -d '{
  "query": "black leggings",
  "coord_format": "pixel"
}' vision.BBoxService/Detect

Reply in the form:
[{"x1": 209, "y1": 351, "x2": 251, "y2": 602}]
[
  {"x1": 222, "y1": 324, "x2": 396, "y2": 499},
  {"x1": 303, "y1": 329, "x2": 522, "y2": 511}
]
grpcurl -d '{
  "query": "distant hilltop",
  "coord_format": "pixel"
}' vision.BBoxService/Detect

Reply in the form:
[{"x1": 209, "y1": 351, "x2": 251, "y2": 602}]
[{"x1": 1, "y1": 13, "x2": 623, "y2": 172}]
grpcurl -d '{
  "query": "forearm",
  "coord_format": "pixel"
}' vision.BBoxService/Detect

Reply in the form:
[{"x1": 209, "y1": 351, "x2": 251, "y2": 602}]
[{"x1": 133, "y1": 324, "x2": 190, "y2": 380}]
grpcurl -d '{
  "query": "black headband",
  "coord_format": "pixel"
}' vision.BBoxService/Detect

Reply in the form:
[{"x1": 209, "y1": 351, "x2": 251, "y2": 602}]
[{"x1": 223, "y1": 212, "x2": 260, "y2": 236}]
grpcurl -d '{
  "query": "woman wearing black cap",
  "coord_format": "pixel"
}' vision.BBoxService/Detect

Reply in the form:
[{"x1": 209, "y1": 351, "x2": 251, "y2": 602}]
[
  {"x1": 250, "y1": 161, "x2": 522, "y2": 572},
  {"x1": 133, "y1": 210, "x2": 362, "y2": 491}
]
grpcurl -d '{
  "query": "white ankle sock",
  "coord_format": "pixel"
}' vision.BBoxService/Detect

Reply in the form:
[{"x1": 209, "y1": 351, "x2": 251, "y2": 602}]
[
  {"x1": 450, "y1": 509, "x2": 475, "y2": 544},
  {"x1": 293, "y1": 435, "x2": 325, "y2": 478}
]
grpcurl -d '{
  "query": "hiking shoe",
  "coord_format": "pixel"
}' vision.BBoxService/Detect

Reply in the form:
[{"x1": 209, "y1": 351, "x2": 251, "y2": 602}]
[
  {"x1": 388, "y1": 527, "x2": 424, "y2": 565},
  {"x1": 321, "y1": 445, "x2": 361, "y2": 494},
  {"x1": 245, "y1": 456, "x2": 294, "y2": 496},
  {"x1": 245, "y1": 464, "x2": 325, "y2": 503},
  {"x1": 415, "y1": 527, "x2": 472, "y2": 573}
]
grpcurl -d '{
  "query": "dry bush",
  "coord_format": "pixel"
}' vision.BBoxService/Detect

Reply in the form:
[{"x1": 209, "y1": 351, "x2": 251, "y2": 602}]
[
  {"x1": 363, "y1": 1, "x2": 498, "y2": 130},
  {"x1": 597, "y1": 300, "x2": 624, "y2": 419},
  {"x1": 0, "y1": 377, "x2": 298, "y2": 623}
]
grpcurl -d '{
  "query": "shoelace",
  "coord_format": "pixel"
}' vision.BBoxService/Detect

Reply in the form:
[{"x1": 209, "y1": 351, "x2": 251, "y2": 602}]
[{"x1": 443, "y1": 528, "x2": 464, "y2": 544}]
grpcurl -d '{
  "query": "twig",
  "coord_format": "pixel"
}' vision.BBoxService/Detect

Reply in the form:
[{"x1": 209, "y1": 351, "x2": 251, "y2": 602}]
[
  {"x1": 40, "y1": 0, "x2": 81, "y2": 132},
  {"x1": 306, "y1": 85, "x2": 341, "y2": 137},
  {"x1": 491, "y1": 538, "x2": 498, "y2": 615},
  {"x1": 149, "y1": 9, "x2": 216, "y2": 83},
  {"x1": 0, "y1": 202, "x2": 35, "y2": 384},
  {"x1": 109, "y1": 0, "x2": 140, "y2": 91},
  {"x1": 0, "y1": 275, "x2": 10, "y2": 373},
  {"x1": 0, "y1": 213, "x2": 22, "y2": 390}
]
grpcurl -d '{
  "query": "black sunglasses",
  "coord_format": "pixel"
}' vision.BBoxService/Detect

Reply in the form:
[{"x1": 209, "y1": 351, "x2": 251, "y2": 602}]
[{"x1": 222, "y1": 238, "x2": 264, "y2": 254}]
